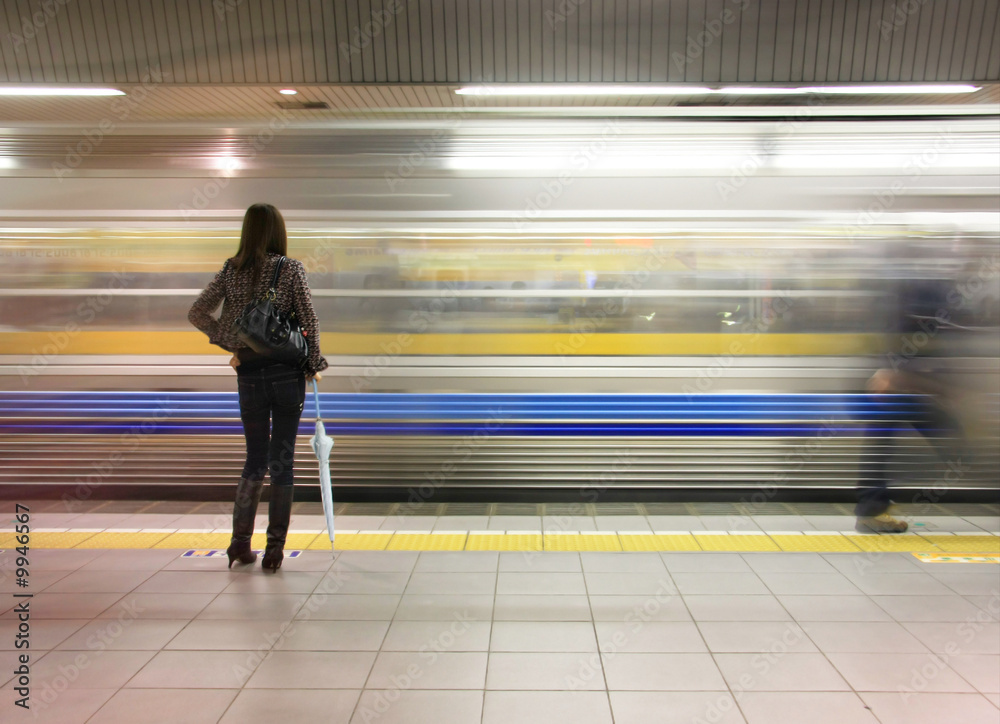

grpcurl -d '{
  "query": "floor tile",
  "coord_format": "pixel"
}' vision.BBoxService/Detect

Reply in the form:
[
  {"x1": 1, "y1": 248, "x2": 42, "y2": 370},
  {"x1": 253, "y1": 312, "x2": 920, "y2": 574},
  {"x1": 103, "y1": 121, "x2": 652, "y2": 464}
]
[
  {"x1": 584, "y1": 571, "x2": 678, "y2": 596},
  {"x1": 0, "y1": 619, "x2": 85, "y2": 650},
  {"x1": 487, "y1": 516, "x2": 542, "y2": 531},
  {"x1": 414, "y1": 551, "x2": 498, "y2": 572},
  {"x1": 271, "y1": 620, "x2": 389, "y2": 651},
  {"x1": 165, "y1": 619, "x2": 293, "y2": 651},
  {"x1": 490, "y1": 622, "x2": 598, "y2": 652},
  {"x1": 589, "y1": 594, "x2": 691, "y2": 622},
  {"x1": 671, "y1": 573, "x2": 769, "y2": 595},
  {"x1": 827, "y1": 652, "x2": 977, "y2": 692},
  {"x1": 223, "y1": 571, "x2": 325, "y2": 594},
  {"x1": 595, "y1": 622, "x2": 707, "y2": 653},
  {"x1": 947, "y1": 654, "x2": 1000, "y2": 694},
  {"x1": 393, "y1": 594, "x2": 494, "y2": 621},
  {"x1": 367, "y1": 651, "x2": 488, "y2": 689},
  {"x1": 433, "y1": 515, "x2": 491, "y2": 530},
  {"x1": 29, "y1": 593, "x2": 127, "y2": 619},
  {"x1": 859, "y1": 692, "x2": 1000, "y2": 724},
  {"x1": 379, "y1": 516, "x2": 439, "y2": 530},
  {"x1": 543, "y1": 515, "x2": 598, "y2": 532},
  {"x1": 498, "y1": 552, "x2": 582, "y2": 572},
  {"x1": 609, "y1": 691, "x2": 746, "y2": 724},
  {"x1": 602, "y1": 652, "x2": 727, "y2": 691},
  {"x1": 646, "y1": 516, "x2": 708, "y2": 532},
  {"x1": 697, "y1": 621, "x2": 816, "y2": 653},
  {"x1": 927, "y1": 572, "x2": 1000, "y2": 596},
  {"x1": 30, "y1": 650, "x2": 156, "y2": 689},
  {"x1": 742, "y1": 552, "x2": 836, "y2": 573},
  {"x1": 298, "y1": 594, "x2": 402, "y2": 620},
  {"x1": 801, "y1": 621, "x2": 930, "y2": 653},
  {"x1": 714, "y1": 653, "x2": 851, "y2": 691},
  {"x1": 737, "y1": 692, "x2": 879, "y2": 724},
  {"x1": 483, "y1": 691, "x2": 613, "y2": 724},
  {"x1": 220, "y1": 689, "x2": 360, "y2": 724},
  {"x1": 126, "y1": 650, "x2": 256, "y2": 688},
  {"x1": 321, "y1": 571, "x2": 412, "y2": 595},
  {"x1": 196, "y1": 593, "x2": 308, "y2": 620},
  {"x1": 593, "y1": 516, "x2": 652, "y2": 532},
  {"x1": 12, "y1": 688, "x2": 116, "y2": 724},
  {"x1": 350, "y1": 690, "x2": 483, "y2": 724},
  {"x1": 493, "y1": 594, "x2": 593, "y2": 621},
  {"x1": 381, "y1": 620, "x2": 491, "y2": 651},
  {"x1": 496, "y1": 572, "x2": 587, "y2": 595},
  {"x1": 755, "y1": 572, "x2": 862, "y2": 596},
  {"x1": 684, "y1": 595, "x2": 792, "y2": 621},
  {"x1": 405, "y1": 572, "x2": 496, "y2": 595},
  {"x1": 661, "y1": 553, "x2": 752, "y2": 573},
  {"x1": 824, "y1": 553, "x2": 923, "y2": 575},
  {"x1": 580, "y1": 552, "x2": 667, "y2": 572},
  {"x1": 750, "y1": 516, "x2": 817, "y2": 531},
  {"x1": 245, "y1": 651, "x2": 376, "y2": 689},
  {"x1": 87, "y1": 688, "x2": 238, "y2": 724},
  {"x1": 134, "y1": 570, "x2": 237, "y2": 594},
  {"x1": 330, "y1": 551, "x2": 419, "y2": 572},
  {"x1": 777, "y1": 595, "x2": 893, "y2": 622},
  {"x1": 902, "y1": 622, "x2": 1000, "y2": 654},
  {"x1": 844, "y1": 573, "x2": 955, "y2": 596},
  {"x1": 869, "y1": 595, "x2": 990, "y2": 622},
  {"x1": 57, "y1": 619, "x2": 188, "y2": 651},
  {"x1": 486, "y1": 652, "x2": 606, "y2": 690}
]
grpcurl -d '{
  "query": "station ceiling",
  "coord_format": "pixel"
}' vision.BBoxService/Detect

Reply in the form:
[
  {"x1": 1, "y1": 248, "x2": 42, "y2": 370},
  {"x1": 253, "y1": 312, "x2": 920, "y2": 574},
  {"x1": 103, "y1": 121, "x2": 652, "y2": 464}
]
[{"x1": 0, "y1": 0, "x2": 998, "y2": 124}]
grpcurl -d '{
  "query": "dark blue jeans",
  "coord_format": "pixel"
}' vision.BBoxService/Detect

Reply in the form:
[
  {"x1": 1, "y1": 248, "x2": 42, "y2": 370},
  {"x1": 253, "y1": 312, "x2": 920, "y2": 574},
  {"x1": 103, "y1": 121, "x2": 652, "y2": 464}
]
[
  {"x1": 855, "y1": 394, "x2": 962, "y2": 517},
  {"x1": 237, "y1": 364, "x2": 305, "y2": 487}
]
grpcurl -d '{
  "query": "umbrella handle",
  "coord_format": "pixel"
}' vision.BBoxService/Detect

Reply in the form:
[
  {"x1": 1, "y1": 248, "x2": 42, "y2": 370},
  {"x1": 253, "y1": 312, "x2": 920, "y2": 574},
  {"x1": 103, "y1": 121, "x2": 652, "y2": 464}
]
[{"x1": 311, "y1": 378, "x2": 322, "y2": 422}]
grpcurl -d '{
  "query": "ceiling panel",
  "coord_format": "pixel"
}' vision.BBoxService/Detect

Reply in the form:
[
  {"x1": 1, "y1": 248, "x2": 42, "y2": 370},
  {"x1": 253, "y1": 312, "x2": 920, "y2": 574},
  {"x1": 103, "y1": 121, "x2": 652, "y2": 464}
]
[{"x1": 1, "y1": 0, "x2": 997, "y2": 86}]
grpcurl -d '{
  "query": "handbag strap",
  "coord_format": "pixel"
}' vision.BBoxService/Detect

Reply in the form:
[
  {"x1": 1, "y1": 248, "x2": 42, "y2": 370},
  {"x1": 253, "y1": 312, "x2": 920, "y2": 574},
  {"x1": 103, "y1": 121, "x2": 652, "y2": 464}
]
[{"x1": 262, "y1": 256, "x2": 286, "y2": 299}]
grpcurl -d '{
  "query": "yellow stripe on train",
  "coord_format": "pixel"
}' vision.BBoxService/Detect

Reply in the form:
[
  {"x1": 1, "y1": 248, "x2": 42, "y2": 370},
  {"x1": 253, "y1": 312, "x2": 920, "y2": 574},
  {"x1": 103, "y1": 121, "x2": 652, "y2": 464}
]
[{"x1": 0, "y1": 331, "x2": 883, "y2": 356}]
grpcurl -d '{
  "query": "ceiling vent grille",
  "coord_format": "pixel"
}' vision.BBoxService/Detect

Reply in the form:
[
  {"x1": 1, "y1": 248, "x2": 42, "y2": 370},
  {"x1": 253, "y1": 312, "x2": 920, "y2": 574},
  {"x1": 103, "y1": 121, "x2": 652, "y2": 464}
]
[{"x1": 275, "y1": 101, "x2": 330, "y2": 110}]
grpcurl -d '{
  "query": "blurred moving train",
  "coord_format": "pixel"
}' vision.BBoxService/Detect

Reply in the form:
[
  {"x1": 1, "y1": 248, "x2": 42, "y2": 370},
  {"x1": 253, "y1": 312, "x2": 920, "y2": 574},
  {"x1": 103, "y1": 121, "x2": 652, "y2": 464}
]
[{"x1": 0, "y1": 116, "x2": 997, "y2": 497}]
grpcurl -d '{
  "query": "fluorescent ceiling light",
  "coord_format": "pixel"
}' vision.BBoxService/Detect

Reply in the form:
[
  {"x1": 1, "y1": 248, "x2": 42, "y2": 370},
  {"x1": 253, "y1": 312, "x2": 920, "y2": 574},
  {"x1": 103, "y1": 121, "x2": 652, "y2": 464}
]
[
  {"x1": 279, "y1": 88, "x2": 298, "y2": 95},
  {"x1": 806, "y1": 84, "x2": 980, "y2": 94},
  {"x1": 457, "y1": 84, "x2": 981, "y2": 97},
  {"x1": 456, "y1": 84, "x2": 713, "y2": 96},
  {"x1": 0, "y1": 86, "x2": 125, "y2": 96}
]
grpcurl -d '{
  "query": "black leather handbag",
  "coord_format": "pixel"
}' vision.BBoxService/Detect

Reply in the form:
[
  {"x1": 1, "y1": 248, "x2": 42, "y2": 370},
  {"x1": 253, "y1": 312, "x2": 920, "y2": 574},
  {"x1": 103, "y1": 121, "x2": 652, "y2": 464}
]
[{"x1": 230, "y1": 256, "x2": 309, "y2": 365}]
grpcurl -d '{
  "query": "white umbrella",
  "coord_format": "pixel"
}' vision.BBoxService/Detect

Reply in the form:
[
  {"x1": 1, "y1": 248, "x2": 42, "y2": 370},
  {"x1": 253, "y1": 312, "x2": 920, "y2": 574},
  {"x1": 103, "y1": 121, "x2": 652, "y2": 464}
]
[{"x1": 308, "y1": 379, "x2": 335, "y2": 549}]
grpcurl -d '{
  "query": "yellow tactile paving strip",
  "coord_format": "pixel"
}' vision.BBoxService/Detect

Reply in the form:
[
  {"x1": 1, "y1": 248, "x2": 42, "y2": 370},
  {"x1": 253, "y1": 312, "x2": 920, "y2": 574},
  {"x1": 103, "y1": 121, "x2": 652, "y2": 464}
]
[{"x1": 5, "y1": 530, "x2": 997, "y2": 554}]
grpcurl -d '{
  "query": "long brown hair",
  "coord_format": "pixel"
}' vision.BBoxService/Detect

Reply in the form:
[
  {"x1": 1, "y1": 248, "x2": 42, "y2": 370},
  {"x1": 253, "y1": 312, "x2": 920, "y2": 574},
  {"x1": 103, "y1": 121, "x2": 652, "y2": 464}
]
[{"x1": 233, "y1": 203, "x2": 288, "y2": 288}]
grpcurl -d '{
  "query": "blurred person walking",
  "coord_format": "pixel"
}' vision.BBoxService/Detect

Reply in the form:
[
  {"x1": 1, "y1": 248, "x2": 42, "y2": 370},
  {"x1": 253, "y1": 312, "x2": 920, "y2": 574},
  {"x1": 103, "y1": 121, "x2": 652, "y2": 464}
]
[
  {"x1": 856, "y1": 273, "x2": 966, "y2": 533},
  {"x1": 189, "y1": 204, "x2": 327, "y2": 571}
]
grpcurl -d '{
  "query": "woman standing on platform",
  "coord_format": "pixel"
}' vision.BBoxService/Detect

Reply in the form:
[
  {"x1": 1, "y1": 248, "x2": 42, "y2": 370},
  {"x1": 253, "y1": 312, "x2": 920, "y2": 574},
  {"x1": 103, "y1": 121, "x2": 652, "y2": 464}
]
[{"x1": 188, "y1": 204, "x2": 328, "y2": 572}]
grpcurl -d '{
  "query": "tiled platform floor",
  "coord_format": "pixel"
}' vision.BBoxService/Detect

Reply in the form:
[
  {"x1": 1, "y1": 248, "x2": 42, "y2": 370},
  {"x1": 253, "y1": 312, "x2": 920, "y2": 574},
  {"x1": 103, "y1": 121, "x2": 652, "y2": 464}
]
[{"x1": 0, "y1": 502, "x2": 997, "y2": 723}]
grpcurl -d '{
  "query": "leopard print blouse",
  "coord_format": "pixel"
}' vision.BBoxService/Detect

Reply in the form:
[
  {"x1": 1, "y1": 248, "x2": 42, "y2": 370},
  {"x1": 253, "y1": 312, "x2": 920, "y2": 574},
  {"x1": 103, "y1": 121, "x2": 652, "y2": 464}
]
[{"x1": 188, "y1": 253, "x2": 328, "y2": 376}]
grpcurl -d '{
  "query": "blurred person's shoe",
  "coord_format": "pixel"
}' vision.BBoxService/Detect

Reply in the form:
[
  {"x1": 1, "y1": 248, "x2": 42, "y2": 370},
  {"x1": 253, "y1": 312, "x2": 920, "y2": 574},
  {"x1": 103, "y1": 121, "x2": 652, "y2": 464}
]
[{"x1": 855, "y1": 513, "x2": 909, "y2": 534}]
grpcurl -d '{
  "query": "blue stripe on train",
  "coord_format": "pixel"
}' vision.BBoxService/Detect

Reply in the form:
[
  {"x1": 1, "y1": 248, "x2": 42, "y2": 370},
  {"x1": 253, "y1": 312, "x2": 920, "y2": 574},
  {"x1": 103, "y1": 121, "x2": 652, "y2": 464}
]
[{"x1": 0, "y1": 391, "x2": 946, "y2": 436}]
